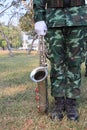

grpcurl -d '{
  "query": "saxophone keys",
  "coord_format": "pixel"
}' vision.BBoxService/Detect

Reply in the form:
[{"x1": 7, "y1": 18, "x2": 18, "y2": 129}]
[
  {"x1": 35, "y1": 87, "x2": 39, "y2": 93},
  {"x1": 37, "y1": 105, "x2": 41, "y2": 112},
  {"x1": 35, "y1": 95, "x2": 40, "y2": 101}
]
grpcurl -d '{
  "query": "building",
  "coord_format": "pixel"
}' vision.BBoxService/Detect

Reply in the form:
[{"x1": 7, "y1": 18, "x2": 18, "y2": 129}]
[{"x1": 21, "y1": 32, "x2": 39, "y2": 50}]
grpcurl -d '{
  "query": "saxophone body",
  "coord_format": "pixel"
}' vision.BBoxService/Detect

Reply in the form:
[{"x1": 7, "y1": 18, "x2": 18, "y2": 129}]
[{"x1": 30, "y1": 36, "x2": 49, "y2": 113}]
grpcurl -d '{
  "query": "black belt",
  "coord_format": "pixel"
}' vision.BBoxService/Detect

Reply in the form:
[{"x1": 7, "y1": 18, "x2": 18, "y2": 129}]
[
  {"x1": 47, "y1": 0, "x2": 85, "y2": 8},
  {"x1": 64, "y1": 0, "x2": 71, "y2": 7}
]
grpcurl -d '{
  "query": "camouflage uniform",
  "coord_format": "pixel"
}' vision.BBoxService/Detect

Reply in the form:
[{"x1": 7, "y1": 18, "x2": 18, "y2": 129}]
[
  {"x1": 85, "y1": 51, "x2": 87, "y2": 76},
  {"x1": 85, "y1": 31, "x2": 87, "y2": 76},
  {"x1": 46, "y1": 27, "x2": 85, "y2": 98},
  {"x1": 33, "y1": 0, "x2": 87, "y2": 99},
  {"x1": 85, "y1": 29, "x2": 87, "y2": 65},
  {"x1": 85, "y1": 52, "x2": 87, "y2": 65}
]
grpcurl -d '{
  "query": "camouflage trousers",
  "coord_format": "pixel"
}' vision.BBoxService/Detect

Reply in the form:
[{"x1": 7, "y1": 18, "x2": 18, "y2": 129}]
[
  {"x1": 83, "y1": 28, "x2": 87, "y2": 65},
  {"x1": 45, "y1": 27, "x2": 85, "y2": 99},
  {"x1": 85, "y1": 52, "x2": 87, "y2": 65}
]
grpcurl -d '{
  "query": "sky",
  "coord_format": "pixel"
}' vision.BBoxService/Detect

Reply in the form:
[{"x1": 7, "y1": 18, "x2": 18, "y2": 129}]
[{"x1": 0, "y1": 0, "x2": 28, "y2": 26}]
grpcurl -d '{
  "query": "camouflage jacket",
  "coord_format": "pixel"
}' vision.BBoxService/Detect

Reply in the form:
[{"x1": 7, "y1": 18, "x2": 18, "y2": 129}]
[{"x1": 33, "y1": 0, "x2": 87, "y2": 27}]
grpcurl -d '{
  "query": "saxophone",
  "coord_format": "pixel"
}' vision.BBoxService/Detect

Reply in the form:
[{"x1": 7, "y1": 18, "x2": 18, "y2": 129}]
[{"x1": 30, "y1": 36, "x2": 49, "y2": 113}]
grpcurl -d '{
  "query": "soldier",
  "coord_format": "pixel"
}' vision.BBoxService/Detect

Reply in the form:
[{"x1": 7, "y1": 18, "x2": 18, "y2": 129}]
[{"x1": 23, "y1": 0, "x2": 87, "y2": 121}]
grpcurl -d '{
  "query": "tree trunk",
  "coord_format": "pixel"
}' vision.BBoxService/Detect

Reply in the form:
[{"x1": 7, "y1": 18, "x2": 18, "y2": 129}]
[
  {"x1": 27, "y1": 35, "x2": 38, "y2": 55},
  {"x1": 0, "y1": 30, "x2": 14, "y2": 56}
]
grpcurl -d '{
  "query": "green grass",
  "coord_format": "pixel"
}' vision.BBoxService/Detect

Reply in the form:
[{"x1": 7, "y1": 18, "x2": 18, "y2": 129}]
[{"x1": 0, "y1": 51, "x2": 87, "y2": 130}]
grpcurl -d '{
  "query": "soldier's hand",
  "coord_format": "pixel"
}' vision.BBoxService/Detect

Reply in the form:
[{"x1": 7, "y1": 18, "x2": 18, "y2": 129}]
[
  {"x1": 35, "y1": 21, "x2": 47, "y2": 36},
  {"x1": 85, "y1": 0, "x2": 87, "y2": 4}
]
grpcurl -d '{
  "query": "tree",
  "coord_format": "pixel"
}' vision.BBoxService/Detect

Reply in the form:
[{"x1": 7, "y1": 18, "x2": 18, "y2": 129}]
[
  {"x1": 19, "y1": 11, "x2": 34, "y2": 32},
  {"x1": 19, "y1": 0, "x2": 34, "y2": 33},
  {"x1": 0, "y1": 0, "x2": 25, "y2": 55},
  {"x1": 8, "y1": 25, "x2": 22, "y2": 48},
  {"x1": 19, "y1": 0, "x2": 37, "y2": 54},
  {"x1": 1, "y1": 40, "x2": 7, "y2": 50},
  {"x1": 0, "y1": 0, "x2": 35, "y2": 55},
  {"x1": 0, "y1": 23, "x2": 22, "y2": 55}
]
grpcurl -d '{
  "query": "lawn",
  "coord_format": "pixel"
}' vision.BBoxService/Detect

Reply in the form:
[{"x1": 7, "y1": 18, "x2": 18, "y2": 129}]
[{"x1": 0, "y1": 50, "x2": 87, "y2": 130}]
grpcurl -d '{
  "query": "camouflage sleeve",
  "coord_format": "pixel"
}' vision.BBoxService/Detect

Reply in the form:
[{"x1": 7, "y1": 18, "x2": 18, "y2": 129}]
[{"x1": 33, "y1": 0, "x2": 47, "y2": 22}]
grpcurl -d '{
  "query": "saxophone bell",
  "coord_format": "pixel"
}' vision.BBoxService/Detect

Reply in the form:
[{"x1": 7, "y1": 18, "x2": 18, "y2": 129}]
[{"x1": 30, "y1": 66, "x2": 48, "y2": 83}]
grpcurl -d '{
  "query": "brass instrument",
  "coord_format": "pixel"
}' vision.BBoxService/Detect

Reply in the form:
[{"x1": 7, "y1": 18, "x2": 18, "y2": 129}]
[{"x1": 30, "y1": 36, "x2": 49, "y2": 113}]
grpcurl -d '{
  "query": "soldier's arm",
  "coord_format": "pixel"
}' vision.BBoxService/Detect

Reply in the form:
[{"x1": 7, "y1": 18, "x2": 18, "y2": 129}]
[{"x1": 33, "y1": 0, "x2": 47, "y2": 22}]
